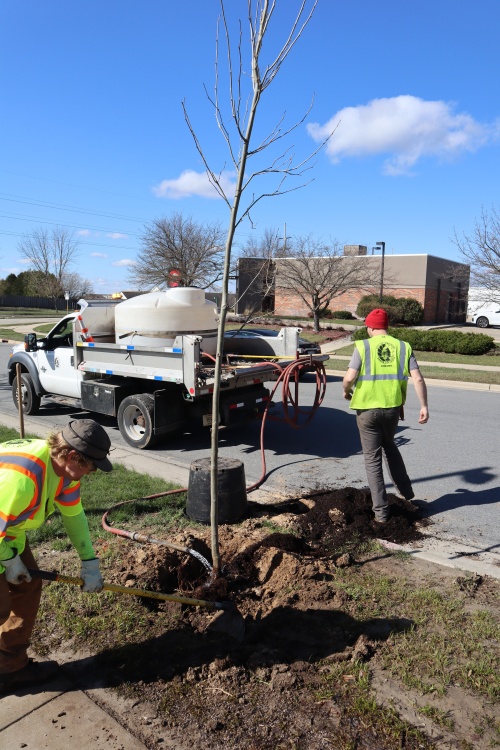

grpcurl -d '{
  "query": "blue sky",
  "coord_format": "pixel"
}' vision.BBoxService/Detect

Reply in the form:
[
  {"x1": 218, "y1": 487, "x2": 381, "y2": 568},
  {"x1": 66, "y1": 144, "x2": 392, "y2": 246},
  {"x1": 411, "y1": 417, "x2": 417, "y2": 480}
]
[{"x1": 1, "y1": 0, "x2": 499, "y2": 293}]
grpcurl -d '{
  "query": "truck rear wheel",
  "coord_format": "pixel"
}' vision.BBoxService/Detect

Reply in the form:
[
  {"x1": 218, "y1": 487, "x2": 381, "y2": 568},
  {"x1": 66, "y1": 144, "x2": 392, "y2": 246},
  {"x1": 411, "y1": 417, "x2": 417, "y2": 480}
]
[
  {"x1": 12, "y1": 372, "x2": 41, "y2": 415},
  {"x1": 117, "y1": 394, "x2": 158, "y2": 449}
]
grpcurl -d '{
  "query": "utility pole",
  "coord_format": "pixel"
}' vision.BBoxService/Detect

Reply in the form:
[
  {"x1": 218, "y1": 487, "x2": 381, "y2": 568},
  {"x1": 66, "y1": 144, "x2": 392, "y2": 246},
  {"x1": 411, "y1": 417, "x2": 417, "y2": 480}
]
[{"x1": 376, "y1": 241, "x2": 385, "y2": 302}]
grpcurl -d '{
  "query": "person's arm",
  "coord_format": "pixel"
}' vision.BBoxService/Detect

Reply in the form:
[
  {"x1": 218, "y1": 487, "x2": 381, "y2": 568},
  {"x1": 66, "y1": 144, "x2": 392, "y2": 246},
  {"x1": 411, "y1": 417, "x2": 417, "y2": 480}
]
[
  {"x1": 61, "y1": 510, "x2": 104, "y2": 593},
  {"x1": 410, "y1": 368, "x2": 429, "y2": 423},
  {"x1": 61, "y1": 509, "x2": 96, "y2": 560},
  {"x1": 343, "y1": 368, "x2": 359, "y2": 401}
]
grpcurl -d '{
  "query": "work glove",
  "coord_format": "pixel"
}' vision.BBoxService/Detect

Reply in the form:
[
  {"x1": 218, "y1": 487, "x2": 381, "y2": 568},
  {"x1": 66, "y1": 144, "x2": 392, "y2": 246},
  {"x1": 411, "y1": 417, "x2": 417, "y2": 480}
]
[
  {"x1": 80, "y1": 558, "x2": 104, "y2": 593},
  {"x1": 2, "y1": 552, "x2": 32, "y2": 585}
]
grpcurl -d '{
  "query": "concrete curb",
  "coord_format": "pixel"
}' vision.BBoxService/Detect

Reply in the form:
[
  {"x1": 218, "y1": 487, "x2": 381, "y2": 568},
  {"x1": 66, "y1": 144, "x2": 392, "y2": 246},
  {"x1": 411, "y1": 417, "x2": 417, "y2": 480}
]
[{"x1": 378, "y1": 537, "x2": 500, "y2": 581}]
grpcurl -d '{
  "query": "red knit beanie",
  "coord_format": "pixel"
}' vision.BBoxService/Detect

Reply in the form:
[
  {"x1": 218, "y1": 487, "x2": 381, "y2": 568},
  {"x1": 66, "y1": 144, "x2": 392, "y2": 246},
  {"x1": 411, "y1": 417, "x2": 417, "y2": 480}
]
[{"x1": 365, "y1": 308, "x2": 389, "y2": 329}]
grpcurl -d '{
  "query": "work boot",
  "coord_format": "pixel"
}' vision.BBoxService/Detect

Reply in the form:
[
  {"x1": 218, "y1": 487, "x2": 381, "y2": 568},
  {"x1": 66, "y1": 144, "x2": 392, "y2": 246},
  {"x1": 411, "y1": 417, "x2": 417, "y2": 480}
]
[{"x1": 0, "y1": 659, "x2": 59, "y2": 694}]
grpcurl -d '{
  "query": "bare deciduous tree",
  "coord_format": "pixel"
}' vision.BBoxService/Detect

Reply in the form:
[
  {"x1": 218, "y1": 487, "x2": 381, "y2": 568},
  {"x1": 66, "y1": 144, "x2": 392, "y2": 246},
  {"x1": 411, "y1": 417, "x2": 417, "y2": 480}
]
[
  {"x1": 184, "y1": 0, "x2": 327, "y2": 574},
  {"x1": 276, "y1": 237, "x2": 378, "y2": 331},
  {"x1": 235, "y1": 227, "x2": 282, "y2": 320},
  {"x1": 453, "y1": 205, "x2": 500, "y2": 304},
  {"x1": 61, "y1": 271, "x2": 94, "y2": 300},
  {"x1": 240, "y1": 227, "x2": 282, "y2": 259},
  {"x1": 129, "y1": 213, "x2": 225, "y2": 290},
  {"x1": 18, "y1": 226, "x2": 79, "y2": 306}
]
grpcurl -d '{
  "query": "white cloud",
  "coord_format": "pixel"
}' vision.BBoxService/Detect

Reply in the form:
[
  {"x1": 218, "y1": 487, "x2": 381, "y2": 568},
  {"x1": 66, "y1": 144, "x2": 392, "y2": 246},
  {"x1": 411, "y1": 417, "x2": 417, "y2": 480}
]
[
  {"x1": 91, "y1": 252, "x2": 108, "y2": 258},
  {"x1": 152, "y1": 169, "x2": 236, "y2": 199},
  {"x1": 17, "y1": 258, "x2": 31, "y2": 265},
  {"x1": 106, "y1": 232, "x2": 128, "y2": 240},
  {"x1": 308, "y1": 95, "x2": 493, "y2": 175},
  {"x1": 112, "y1": 259, "x2": 137, "y2": 267},
  {"x1": 77, "y1": 229, "x2": 93, "y2": 236}
]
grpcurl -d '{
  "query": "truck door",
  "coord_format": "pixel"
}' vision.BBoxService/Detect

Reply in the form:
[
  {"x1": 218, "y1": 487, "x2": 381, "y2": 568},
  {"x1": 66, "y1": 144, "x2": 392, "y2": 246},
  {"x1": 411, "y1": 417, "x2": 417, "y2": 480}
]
[{"x1": 36, "y1": 316, "x2": 83, "y2": 399}]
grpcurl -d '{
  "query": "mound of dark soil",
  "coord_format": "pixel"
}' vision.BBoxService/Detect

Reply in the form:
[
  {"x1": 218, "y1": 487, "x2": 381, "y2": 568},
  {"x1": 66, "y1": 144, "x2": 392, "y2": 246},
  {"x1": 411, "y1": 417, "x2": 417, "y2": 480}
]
[{"x1": 58, "y1": 487, "x2": 437, "y2": 750}]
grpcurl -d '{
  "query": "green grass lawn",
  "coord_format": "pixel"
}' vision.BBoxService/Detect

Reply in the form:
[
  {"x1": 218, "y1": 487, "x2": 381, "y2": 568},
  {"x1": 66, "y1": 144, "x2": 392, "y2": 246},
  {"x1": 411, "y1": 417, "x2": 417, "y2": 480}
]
[
  {"x1": 332, "y1": 343, "x2": 500, "y2": 367},
  {"x1": 325, "y1": 357, "x2": 500, "y2": 385},
  {"x1": 0, "y1": 308, "x2": 62, "y2": 318}
]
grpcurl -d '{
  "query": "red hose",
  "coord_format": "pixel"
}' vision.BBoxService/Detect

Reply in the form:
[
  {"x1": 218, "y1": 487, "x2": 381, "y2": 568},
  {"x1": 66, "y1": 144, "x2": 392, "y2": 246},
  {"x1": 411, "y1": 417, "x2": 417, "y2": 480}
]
[{"x1": 102, "y1": 355, "x2": 326, "y2": 537}]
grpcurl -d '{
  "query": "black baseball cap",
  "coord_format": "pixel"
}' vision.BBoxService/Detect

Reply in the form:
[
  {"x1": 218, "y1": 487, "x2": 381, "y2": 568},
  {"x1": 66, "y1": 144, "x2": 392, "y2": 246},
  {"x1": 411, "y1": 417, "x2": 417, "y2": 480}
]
[{"x1": 61, "y1": 419, "x2": 113, "y2": 472}]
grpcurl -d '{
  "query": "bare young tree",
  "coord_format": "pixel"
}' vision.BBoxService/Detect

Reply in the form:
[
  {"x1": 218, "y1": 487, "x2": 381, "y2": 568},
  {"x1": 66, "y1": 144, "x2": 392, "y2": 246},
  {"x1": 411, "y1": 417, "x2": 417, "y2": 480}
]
[
  {"x1": 276, "y1": 237, "x2": 378, "y2": 331},
  {"x1": 183, "y1": 0, "x2": 326, "y2": 574},
  {"x1": 453, "y1": 205, "x2": 500, "y2": 304},
  {"x1": 129, "y1": 213, "x2": 225, "y2": 290},
  {"x1": 18, "y1": 226, "x2": 79, "y2": 306}
]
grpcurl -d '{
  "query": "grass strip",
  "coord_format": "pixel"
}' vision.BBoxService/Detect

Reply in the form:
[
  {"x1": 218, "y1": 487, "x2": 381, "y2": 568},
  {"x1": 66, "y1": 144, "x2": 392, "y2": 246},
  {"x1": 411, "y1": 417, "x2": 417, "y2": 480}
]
[
  {"x1": 325, "y1": 357, "x2": 500, "y2": 384},
  {"x1": 329, "y1": 343, "x2": 500, "y2": 366}
]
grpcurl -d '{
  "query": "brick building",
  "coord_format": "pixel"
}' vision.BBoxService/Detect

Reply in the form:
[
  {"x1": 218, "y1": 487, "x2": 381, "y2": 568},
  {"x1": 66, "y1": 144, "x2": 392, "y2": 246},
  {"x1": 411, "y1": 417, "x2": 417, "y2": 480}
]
[{"x1": 236, "y1": 249, "x2": 469, "y2": 325}]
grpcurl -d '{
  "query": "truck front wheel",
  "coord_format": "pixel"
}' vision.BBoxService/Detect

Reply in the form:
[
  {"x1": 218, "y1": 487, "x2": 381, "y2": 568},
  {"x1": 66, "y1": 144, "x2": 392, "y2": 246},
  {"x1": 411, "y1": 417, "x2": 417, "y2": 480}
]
[
  {"x1": 12, "y1": 372, "x2": 41, "y2": 415},
  {"x1": 117, "y1": 394, "x2": 158, "y2": 449}
]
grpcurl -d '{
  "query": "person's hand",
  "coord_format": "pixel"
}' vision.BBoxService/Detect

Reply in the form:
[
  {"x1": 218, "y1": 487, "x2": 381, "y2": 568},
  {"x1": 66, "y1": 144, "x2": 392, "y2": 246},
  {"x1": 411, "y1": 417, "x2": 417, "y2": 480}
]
[
  {"x1": 418, "y1": 406, "x2": 429, "y2": 424},
  {"x1": 2, "y1": 553, "x2": 32, "y2": 585},
  {"x1": 343, "y1": 390, "x2": 352, "y2": 401},
  {"x1": 80, "y1": 558, "x2": 104, "y2": 593}
]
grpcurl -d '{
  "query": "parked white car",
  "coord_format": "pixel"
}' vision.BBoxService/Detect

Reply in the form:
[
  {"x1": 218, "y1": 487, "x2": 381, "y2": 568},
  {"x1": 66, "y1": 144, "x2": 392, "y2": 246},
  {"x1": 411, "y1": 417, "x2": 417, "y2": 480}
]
[{"x1": 471, "y1": 305, "x2": 500, "y2": 328}]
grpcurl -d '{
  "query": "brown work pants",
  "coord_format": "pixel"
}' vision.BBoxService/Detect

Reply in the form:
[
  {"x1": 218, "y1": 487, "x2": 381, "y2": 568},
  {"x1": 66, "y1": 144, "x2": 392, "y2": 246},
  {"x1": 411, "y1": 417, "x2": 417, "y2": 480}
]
[
  {"x1": 0, "y1": 542, "x2": 42, "y2": 674},
  {"x1": 356, "y1": 406, "x2": 414, "y2": 522}
]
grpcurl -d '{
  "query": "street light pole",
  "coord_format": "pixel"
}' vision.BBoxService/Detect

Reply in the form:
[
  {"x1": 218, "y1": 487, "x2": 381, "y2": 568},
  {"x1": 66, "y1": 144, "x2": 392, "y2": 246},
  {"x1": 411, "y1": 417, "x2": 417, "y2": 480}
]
[{"x1": 376, "y1": 241, "x2": 385, "y2": 302}]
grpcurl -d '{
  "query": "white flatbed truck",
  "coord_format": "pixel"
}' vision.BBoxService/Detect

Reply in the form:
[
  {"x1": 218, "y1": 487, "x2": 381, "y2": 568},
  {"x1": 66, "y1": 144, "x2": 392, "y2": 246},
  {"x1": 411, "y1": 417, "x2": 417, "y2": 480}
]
[{"x1": 8, "y1": 296, "x2": 328, "y2": 449}]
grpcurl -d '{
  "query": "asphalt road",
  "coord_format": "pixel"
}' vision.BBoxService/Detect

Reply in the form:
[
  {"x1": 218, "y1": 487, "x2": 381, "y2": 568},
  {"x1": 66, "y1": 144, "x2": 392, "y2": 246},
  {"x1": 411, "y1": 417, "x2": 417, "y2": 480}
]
[{"x1": 1, "y1": 343, "x2": 498, "y2": 556}]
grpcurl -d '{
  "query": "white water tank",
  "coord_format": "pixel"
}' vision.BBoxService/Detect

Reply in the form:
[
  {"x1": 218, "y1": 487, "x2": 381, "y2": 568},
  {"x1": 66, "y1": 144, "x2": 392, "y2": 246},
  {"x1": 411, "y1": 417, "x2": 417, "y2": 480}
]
[{"x1": 114, "y1": 288, "x2": 219, "y2": 353}]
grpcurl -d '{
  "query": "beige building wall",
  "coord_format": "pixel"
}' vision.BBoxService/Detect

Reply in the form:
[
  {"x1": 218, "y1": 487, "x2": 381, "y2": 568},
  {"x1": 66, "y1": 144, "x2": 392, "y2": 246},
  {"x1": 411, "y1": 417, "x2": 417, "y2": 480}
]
[{"x1": 271, "y1": 255, "x2": 469, "y2": 324}]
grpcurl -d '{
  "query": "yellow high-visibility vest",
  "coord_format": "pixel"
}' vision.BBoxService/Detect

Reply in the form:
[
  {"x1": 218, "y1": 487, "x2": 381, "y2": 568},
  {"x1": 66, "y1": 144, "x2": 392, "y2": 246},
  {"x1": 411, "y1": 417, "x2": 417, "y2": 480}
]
[
  {"x1": 0, "y1": 439, "x2": 82, "y2": 564},
  {"x1": 350, "y1": 335, "x2": 411, "y2": 410}
]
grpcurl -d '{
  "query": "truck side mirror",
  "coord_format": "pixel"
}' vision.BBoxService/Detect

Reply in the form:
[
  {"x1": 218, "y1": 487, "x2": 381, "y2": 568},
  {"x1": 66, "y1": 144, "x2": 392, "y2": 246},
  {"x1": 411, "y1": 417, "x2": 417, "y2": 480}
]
[{"x1": 24, "y1": 333, "x2": 38, "y2": 352}]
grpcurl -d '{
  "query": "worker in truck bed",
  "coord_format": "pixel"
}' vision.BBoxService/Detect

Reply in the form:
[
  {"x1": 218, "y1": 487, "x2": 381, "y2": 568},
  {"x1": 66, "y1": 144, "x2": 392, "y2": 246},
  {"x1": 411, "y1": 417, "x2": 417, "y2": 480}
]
[{"x1": 0, "y1": 419, "x2": 113, "y2": 694}]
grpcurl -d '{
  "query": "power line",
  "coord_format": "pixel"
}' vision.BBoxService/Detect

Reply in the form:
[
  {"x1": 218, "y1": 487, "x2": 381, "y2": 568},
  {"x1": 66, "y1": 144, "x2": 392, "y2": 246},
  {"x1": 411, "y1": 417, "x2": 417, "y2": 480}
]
[
  {"x1": 0, "y1": 229, "x2": 139, "y2": 253},
  {"x1": 0, "y1": 192, "x2": 146, "y2": 223},
  {"x1": 0, "y1": 168, "x2": 161, "y2": 205},
  {"x1": 0, "y1": 211, "x2": 142, "y2": 238}
]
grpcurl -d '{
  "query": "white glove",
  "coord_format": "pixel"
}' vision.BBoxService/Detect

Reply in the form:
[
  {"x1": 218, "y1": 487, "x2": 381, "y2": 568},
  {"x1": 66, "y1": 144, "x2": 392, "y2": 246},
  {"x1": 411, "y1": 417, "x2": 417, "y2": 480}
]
[
  {"x1": 80, "y1": 558, "x2": 104, "y2": 593},
  {"x1": 3, "y1": 553, "x2": 32, "y2": 585}
]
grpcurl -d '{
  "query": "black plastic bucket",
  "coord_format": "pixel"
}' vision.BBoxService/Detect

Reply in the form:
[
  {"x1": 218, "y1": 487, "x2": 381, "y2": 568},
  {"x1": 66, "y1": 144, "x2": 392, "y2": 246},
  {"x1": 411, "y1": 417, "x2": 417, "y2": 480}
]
[{"x1": 186, "y1": 457, "x2": 247, "y2": 524}]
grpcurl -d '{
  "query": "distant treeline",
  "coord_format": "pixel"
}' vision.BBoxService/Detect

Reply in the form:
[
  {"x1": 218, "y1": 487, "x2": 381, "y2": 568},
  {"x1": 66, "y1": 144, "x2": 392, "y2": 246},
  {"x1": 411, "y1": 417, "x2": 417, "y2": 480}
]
[{"x1": 0, "y1": 295, "x2": 78, "y2": 311}]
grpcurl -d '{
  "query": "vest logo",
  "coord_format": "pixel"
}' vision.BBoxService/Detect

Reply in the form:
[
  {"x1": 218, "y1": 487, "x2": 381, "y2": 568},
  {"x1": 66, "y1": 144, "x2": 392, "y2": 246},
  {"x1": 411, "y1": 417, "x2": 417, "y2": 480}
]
[{"x1": 376, "y1": 343, "x2": 396, "y2": 366}]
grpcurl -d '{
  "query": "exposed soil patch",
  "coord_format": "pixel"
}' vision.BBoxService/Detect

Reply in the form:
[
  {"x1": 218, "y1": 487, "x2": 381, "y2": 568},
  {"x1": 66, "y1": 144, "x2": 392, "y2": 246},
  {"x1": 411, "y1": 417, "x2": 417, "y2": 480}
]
[{"x1": 36, "y1": 488, "x2": 498, "y2": 750}]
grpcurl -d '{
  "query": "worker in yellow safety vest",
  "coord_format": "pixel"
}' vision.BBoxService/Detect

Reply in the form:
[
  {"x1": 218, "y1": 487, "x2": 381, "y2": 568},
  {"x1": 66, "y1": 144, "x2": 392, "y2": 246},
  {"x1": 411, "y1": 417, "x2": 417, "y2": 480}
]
[
  {"x1": 0, "y1": 419, "x2": 113, "y2": 694},
  {"x1": 342, "y1": 308, "x2": 429, "y2": 532}
]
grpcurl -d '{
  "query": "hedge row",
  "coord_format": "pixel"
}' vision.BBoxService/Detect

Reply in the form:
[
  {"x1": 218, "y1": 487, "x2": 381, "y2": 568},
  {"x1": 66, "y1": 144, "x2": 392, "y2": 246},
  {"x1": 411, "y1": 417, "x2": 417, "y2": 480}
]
[{"x1": 353, "y1": 327, "x2": 495, "y2": 355}]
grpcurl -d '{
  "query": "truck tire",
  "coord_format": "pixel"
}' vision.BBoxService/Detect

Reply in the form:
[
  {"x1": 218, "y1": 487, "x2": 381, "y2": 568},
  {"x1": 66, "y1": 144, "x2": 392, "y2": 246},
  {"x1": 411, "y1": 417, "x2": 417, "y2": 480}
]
[
  {"x1": 117, "y1": 394, "x2": 158, "y2": 449},
  {"x1": 12, "y1": 372, "x2": 41, "y2": 415}
]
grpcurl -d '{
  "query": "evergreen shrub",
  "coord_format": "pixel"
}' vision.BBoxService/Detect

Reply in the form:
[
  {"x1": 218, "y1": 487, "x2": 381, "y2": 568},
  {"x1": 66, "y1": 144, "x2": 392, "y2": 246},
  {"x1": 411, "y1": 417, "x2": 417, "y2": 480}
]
[
  {"x1": 356, "y1": 294, "x2": 424, "y2": 326},
  {"x1": 329, "y1": 310, "x2": 355, "y2": 320},
  {"x1": 352, "y1": 327, "x2": 494, "y2": 355}
]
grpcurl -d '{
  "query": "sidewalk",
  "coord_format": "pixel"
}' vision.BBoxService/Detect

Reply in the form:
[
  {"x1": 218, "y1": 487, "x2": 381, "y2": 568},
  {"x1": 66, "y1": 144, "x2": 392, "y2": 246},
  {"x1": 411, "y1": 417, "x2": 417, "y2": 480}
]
[{"x1": 0, "y1": 672, "x2": 149, "y2": 749}]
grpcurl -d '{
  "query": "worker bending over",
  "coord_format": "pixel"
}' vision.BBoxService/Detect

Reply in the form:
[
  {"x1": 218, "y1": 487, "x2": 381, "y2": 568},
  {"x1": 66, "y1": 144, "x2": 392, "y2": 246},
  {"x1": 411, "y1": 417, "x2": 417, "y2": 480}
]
[{"x1": 0, "y1": 419, "x2": 113, "y2": 693}]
